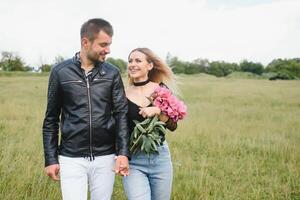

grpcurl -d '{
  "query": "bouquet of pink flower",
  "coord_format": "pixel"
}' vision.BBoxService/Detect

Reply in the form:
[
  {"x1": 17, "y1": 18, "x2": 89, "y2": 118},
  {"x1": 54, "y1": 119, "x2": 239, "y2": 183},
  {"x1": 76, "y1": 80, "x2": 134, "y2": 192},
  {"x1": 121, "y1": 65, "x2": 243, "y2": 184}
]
[
  {"x1": 130, "y1": 85, "x2": 187, "y2": 156},
  {"x1": 151, "y1": 86, "x2": 187, "y2": 122}
]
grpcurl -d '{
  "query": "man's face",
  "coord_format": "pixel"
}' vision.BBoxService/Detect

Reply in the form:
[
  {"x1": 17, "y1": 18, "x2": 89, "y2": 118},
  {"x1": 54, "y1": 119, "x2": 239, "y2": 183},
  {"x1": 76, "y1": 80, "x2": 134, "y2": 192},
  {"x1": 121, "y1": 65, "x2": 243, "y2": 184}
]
[{"x1": 85, "y1": 30, "x2": 112, "y2": 63}]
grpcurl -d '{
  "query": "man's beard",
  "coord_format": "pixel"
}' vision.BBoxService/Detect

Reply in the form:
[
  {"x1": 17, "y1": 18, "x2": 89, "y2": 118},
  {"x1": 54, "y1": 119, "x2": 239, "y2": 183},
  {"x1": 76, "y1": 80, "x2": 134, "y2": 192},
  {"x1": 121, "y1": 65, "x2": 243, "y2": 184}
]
[{"x1": 87, "y1": 52, "x2": 98, "y2": 64}]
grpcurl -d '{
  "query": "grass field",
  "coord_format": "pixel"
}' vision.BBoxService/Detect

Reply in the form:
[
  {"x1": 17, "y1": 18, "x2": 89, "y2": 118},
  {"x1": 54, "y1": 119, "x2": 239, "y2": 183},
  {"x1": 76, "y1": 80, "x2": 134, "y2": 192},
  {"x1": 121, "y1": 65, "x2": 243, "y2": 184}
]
[{"x1": 0, "y1": 74, "x2": 299, "y2": 199}]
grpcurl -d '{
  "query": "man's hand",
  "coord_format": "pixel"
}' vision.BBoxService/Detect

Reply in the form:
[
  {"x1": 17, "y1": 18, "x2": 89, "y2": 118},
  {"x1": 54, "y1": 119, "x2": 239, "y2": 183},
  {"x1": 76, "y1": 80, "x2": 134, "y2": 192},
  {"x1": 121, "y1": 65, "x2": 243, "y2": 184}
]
[
  {"x1": 45, "y1": 164, "x2": 60, "y2": 181},
  {"x1": 114, "y1": 155, "x2": 129, "y2": 176}
]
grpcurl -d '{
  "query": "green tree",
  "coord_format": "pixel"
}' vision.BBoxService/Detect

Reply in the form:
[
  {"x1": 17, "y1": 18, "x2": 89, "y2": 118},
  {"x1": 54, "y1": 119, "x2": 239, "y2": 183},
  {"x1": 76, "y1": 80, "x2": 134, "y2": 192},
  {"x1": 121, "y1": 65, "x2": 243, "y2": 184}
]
[
  {"x1": 37, "y1": 55, "x2": 65, "y2": 72},
  {"x1": 240, "y1": 60, "x2": 264, "y2": 75},
  {"x1": 106, "y1": 57, "x2": 127, "y2": 73},
  {"x1": 265, "y1": 58, "x2": 300, "y2": 78},
  {"x1": 207, "y1": 62, "x2": 224, "y2": 77},
  {"x1": 39, "y1": 64, "x2": 52, "y2": 72},
  {"x1": 184, "y1": 58, "x2": 209, "y2": 74},
  {"x1": 207, "y1": 61, "x2": 239, "y2": 77},
  {"x1": 167, "y1": 56, "x2": 186, "y2": 74},
  {"x1": 0, "y1": 51, "x2": 30, "y2": 71}
]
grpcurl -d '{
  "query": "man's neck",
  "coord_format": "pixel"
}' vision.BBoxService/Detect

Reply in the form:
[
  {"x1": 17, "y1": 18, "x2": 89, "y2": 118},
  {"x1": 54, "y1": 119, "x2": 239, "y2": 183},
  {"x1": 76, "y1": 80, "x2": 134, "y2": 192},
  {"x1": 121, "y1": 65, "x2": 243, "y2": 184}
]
[{"x1": 80, "y1": 52, "x2": 94, "y2": 72}]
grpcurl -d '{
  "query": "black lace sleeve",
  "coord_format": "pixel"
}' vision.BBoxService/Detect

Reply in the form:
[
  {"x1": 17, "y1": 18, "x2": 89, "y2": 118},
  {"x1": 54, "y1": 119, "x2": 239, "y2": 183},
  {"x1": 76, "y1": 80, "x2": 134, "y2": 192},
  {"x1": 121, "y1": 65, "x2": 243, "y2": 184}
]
[
  {"x1": 165, "y1": 117, "x2": 177, "y2": 131},
  {"x1": 159, "y1": 82, "x2": 168, "y2": 88}
]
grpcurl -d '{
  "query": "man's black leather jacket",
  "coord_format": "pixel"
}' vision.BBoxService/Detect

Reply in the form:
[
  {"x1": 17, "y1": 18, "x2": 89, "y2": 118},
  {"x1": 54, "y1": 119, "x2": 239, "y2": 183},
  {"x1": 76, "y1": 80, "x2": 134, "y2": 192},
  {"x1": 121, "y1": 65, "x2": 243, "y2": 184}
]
[{"x1": 42, "y1": 53, "x2": 129, "y2": 167}]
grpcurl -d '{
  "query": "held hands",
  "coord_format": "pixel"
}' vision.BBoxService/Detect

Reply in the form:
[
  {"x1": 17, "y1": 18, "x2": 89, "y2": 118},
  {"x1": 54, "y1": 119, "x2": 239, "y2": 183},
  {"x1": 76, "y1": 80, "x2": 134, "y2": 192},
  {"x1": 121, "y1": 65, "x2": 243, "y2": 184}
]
[
  {"x1": 114, "y1": 155, "x2": 129, "y2": 176},
  {"x1": 139, "y1": 106, "x2": 161, "y2": 118},
  {"x1": 45, "y1": 157, "x2": 129, "y2": 180},
  {"x1": 45, "y1": 164, "x2": 60, "y2": 181}
]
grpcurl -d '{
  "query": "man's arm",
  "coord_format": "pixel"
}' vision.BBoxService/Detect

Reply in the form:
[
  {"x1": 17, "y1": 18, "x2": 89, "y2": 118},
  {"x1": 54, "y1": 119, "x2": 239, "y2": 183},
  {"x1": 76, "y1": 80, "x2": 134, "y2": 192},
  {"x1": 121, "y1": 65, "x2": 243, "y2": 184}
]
[
  {"x1": 42, "y1": 67, "x2": 62, "y2": 168},
  {"x1": 111, "y1": 71, "x2": 130, "y2": 175},
  {"x1": 111, "y1": 71, "x2": 129, "y2": 157}
]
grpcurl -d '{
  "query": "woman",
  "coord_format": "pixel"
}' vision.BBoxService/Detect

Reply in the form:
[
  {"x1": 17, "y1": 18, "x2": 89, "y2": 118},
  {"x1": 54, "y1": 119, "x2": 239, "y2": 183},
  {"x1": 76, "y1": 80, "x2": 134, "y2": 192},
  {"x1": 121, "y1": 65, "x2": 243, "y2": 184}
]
[{"x1": 123, "y1": 47, "x2": 178, "y2": 200}]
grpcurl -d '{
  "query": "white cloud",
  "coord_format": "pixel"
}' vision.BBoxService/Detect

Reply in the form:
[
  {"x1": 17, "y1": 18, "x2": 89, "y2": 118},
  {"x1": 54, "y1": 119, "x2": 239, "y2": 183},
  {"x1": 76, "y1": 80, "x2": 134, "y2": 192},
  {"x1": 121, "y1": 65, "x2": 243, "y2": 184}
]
[{"x1": 0, "y1": 0, "x2": 299, "y2": 67}]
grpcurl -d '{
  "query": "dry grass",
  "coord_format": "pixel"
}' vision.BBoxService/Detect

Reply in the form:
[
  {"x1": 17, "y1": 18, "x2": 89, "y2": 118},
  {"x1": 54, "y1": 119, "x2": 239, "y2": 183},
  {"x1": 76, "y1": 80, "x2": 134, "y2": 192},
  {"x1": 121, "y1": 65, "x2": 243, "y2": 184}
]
[{"x1": 0, "y1": 74, "x2": 299, "y2": 199}]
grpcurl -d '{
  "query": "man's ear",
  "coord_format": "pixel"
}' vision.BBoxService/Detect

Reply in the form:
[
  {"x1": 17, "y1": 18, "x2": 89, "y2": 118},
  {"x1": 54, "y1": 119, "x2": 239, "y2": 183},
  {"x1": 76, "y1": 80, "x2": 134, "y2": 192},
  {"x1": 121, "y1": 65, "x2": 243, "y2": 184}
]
[{"x1": 81, "y1": 37, "x2": 89, "y2": 49}]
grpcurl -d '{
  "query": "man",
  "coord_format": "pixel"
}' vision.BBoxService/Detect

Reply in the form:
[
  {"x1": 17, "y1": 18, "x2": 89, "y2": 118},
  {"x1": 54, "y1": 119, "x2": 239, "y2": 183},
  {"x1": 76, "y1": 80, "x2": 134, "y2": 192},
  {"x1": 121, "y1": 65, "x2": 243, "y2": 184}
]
[{"x1": 42, "y1": 18, "x2": 129, "y2": 200}]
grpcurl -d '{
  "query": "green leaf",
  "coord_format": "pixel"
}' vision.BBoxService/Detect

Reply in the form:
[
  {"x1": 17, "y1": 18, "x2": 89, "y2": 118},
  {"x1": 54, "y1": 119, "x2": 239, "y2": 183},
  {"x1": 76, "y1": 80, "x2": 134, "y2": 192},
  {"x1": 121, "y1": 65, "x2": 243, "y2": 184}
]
[
  {"x1": 155, "y1": 125, "x2": 167, "y2": 135},
  {"x1": 130, "y1": 115, "x2": 167, "y2": 156},
  {"x1": 150, "y1": 139, "x2": 158, "y2": 151},
  {"x1": 154, "y1": 121, "x2": 166, "y2": 126},
  {"x1": 136, "y1": 123, "x2": 146, "y2": 133},
  {"x1": 147, "y1": 116, "x2": 159, "y2": 132},
  {"x1": 144, "y1": 138, "x2": 152, "y2": 155},
  {"x1": 139, "y1": 118, "x2": 152, "y2": 126}
]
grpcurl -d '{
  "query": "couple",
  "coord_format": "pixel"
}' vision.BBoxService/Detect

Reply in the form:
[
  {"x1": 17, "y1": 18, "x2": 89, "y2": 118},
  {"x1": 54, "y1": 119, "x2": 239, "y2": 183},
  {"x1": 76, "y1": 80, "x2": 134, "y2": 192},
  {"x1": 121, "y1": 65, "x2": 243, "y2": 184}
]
[{"x1": 42, "y1": 18, "x2": 178, "y2": 200}]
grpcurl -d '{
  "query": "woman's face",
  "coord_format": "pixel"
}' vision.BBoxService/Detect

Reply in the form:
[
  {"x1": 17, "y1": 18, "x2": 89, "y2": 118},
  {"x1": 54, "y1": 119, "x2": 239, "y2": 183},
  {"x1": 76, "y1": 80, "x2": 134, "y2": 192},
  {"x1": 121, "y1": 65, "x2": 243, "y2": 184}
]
[{"x1": 127, "y1": 51, "x2": 153, "y2": 81}]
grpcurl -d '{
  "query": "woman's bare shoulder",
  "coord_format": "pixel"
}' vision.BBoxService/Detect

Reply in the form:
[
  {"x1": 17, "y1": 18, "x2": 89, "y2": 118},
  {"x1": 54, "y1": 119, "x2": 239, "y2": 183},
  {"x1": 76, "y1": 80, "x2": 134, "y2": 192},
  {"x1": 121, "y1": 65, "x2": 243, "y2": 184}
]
[{"x1": 149, "y1": 81, "x2": 160, "y2": 88}]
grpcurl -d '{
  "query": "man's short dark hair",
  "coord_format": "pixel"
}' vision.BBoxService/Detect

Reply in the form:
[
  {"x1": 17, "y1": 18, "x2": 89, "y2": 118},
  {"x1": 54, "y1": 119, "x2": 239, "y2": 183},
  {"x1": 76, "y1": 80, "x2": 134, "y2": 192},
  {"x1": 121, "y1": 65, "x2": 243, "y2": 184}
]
[{"x1": 80, "y1": 18, "x2": 113, "y2": 41}]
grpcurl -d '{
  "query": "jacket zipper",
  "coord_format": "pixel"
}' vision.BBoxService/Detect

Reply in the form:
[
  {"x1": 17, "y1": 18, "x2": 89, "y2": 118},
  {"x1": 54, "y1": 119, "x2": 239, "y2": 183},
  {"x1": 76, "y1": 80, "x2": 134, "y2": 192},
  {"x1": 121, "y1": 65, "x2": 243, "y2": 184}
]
[{"x1": 86, "y1": 76, "x2": 94, "y2": 161}]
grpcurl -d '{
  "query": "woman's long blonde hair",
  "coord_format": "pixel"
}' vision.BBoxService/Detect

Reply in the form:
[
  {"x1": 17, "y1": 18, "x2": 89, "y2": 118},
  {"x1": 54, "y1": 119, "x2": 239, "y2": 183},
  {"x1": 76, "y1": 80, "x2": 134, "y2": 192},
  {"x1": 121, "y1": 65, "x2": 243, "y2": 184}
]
[{"x1": 128, "y1": 48, "x2": 178, "y2": 93}]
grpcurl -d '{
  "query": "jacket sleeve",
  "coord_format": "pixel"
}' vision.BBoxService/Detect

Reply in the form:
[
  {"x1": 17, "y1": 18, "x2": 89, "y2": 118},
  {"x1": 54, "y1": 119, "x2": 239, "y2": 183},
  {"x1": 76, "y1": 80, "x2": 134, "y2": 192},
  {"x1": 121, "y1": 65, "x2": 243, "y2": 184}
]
[
  {"x1": 112, "y1": 72, "x2": 129, "y2": 157},
  {"x1": 42, "y1": 68, "x2": 62, "y2": 167}
]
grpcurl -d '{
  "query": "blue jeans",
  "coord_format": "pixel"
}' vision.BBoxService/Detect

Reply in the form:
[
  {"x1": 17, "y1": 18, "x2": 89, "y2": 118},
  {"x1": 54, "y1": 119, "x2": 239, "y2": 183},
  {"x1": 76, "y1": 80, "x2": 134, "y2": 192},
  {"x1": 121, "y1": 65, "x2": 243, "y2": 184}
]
[{"x1": 123, "y1": 142, "x2": 173, "y2": 200}]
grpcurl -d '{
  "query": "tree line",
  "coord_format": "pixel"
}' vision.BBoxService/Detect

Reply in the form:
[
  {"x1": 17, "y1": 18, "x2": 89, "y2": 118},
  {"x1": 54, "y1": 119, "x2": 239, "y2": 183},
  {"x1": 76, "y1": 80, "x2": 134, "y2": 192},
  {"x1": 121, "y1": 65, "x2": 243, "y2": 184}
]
[
  {"x1": 1, "y1": 51, "x2": 299, "y2": 80},
  {"x1": 166, "y1": 54, "x2": 300, "y2": 80}
]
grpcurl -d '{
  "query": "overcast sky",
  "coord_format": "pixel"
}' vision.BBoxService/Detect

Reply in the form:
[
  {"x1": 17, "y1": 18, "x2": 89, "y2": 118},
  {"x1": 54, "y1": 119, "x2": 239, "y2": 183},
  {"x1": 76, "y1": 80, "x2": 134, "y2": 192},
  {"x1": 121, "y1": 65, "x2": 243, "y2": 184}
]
[{"x1": 0, "y1": 0, "x2": 299, "y2": 67}]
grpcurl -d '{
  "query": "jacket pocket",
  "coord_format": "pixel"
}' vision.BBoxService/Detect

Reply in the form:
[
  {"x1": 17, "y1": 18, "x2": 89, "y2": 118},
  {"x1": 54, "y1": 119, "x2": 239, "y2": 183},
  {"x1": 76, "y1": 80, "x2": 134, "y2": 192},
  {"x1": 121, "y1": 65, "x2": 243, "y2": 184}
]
[
  {"x1": 61, "y1": 80, "x2": 83, "y2": 84},
  {"x1": 93, "y1": 78, "x2": 112, "y2": 82}
]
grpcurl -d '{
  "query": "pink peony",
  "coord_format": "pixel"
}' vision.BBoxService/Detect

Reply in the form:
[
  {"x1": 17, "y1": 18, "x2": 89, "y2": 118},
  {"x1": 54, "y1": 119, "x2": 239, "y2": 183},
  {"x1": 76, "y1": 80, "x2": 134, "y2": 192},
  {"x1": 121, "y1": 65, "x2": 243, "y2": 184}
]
[{"x1": 152, "y1": 86, "x2": 187, "y2": 122}]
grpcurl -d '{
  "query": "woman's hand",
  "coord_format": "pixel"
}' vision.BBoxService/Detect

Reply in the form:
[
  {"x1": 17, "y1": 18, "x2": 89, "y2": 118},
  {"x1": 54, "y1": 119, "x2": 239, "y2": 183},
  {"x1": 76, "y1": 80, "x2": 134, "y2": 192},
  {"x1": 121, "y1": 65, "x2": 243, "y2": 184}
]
[
  {"x1": 139, "y1": 106, "x2": 161, "y2": 118},
  {"x1": 158, "y1": 113, "x2": 169, "y2": 123}
]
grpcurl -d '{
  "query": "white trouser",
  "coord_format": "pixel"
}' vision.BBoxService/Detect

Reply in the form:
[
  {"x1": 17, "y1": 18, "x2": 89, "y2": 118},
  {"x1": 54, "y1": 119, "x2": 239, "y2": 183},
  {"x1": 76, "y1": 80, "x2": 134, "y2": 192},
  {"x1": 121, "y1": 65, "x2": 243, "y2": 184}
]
[{"x1": 59, "y1": 154, "x2": 115, "y2": 200}]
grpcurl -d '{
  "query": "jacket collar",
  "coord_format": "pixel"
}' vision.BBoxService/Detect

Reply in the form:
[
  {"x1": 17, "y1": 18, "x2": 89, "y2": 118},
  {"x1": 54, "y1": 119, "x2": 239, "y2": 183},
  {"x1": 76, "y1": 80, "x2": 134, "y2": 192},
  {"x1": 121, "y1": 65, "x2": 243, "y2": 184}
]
[{"x1": 72, "y1": 52, "x2": 107, "y2": 77}]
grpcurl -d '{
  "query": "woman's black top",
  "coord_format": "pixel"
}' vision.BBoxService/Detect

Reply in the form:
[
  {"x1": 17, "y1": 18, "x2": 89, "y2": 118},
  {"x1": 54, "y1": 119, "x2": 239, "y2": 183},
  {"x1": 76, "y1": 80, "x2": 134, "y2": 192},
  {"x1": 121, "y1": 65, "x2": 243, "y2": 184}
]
[
  {"x1": 126, "y1": 83, "x2": 178, "y2": 139},
  {"x1": 127, "y1": 98, "x2": 151, "y2": 134}
]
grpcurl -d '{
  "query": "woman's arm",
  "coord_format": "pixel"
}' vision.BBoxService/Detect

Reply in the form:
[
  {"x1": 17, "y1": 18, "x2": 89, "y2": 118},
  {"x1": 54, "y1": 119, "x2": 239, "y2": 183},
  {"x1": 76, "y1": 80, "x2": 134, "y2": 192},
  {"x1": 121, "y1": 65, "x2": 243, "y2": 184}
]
[
  {"x1": 159, "y1": 113, "x2": 177, "y2": 131},
  {"x1": 139, "y1": 107, "x2": 178, "y2": 131}
]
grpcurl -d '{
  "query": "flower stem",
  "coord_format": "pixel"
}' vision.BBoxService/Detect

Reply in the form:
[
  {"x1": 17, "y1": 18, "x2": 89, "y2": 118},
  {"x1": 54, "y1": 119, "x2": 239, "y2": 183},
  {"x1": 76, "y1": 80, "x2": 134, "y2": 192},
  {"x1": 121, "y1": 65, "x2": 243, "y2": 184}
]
[{"x1": 130, "y1": 131, "x2": 145, "y2": 153}]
